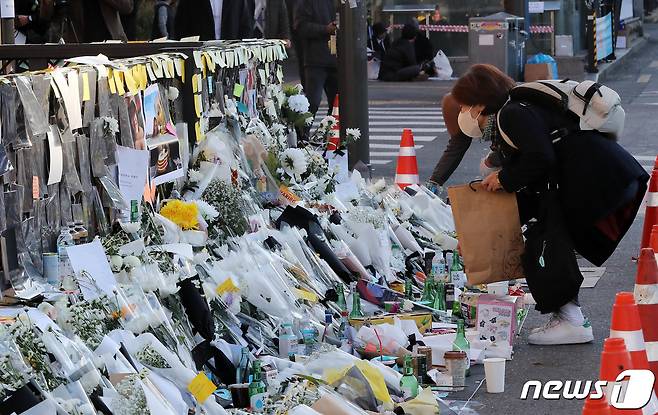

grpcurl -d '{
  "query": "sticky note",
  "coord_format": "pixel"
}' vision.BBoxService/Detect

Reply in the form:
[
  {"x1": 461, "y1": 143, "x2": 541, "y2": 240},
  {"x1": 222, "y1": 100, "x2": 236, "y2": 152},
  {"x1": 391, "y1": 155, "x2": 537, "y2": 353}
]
[
  {"x1": 194, "y1": 94, "x2": 203, "y2": 117},
  {"x1": 193, "y1": 51, "x2": 203, "y2": 69},
  {"x1": 175, "y1": 58, "x2": 184, "y2": 77},
  {"x1": 216, "y1": 278, "x2": 239, "y2": 295},
  {"x1": 233, "y1": 83, "x2": 244, "y2": 98},
  {"x1": 237, "y1": 101, "x2": 248, "y2": 114},
  {"x1": 107, "y1": 70, "x2": 117, "y2": 94},
  {"x1": 293, "y1": 288, "x2": 319, "y2": 303},
  {"x1": 195, "y1": 121, "x2": 204, "y2": 142},
  {"x1": 192, "y1": 74, "x2": 200, "y2": 93},
  {"x1": 167, "y1": 59, "x2": 175, "y2": 79},
  {"x1": 123, "y1": 70, "x2": 138, "y2": 94},
  {"x1": 146, "y1": 63, "x2": 156, "y2": 82},
  {"x1": 188, "y1": 373, "x2": 217, "y2": 403},
  {"x1": 113, "y1": 70, "x2": 125, "y2": 95},
  {"x1": 81, "y1": 72, "x2": 90, "y2": 101}
]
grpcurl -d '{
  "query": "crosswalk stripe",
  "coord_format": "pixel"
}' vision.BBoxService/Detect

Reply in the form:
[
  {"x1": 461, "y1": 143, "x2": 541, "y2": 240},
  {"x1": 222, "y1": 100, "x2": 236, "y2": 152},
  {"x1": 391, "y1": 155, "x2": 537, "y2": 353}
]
[
  {"x1": 370, "y1": 135, "x2": 437, "y2": 142},
  {"x1": 371, "y1": 151, "x2": 405, "y2": 157},
  {"x1": 370, "y1": 143, "x2": 423, "y2": 149},
  {"x1": 643, "y1": 165, "x2": 653, "y2": 171},
  {"x1": 371, "y1": 127, "x2": 446, "y2": 134},
  {"x1": 367, "y1": 121, "x2": 444, "y2": 126},
  {"x1": 370, "y1": 159, "x2": 392, "y2": 165},
  {"x1": 634, "y1": 156, "x2": 656, "y2": 161}
]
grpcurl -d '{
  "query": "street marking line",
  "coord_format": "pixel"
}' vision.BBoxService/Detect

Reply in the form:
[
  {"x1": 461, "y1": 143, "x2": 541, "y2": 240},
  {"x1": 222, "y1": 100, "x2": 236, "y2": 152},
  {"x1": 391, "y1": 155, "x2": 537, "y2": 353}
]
[
  {"x1": 368, "y1": 121, "x2": 445, "y2": 126},
  {"x1": 370, "y1": 159, "x2": 392, "y2": 165},
  {"x1": 370, "y1": 143, "x2": 424, "y2": 149},
  {"x1": 370, "y1": 127, "x2": 446, "y2": 133},
  {"x1": 634, "y1": 156, "x2": 656, "y2": 161},
  {"x1": 370, "y1": 151, "x2": 406, "y2": 157},
  {"x1": 369, "y1": 135, "x2": 438, "y2": 141},
  {"x1": 650, "y1": 60, "x2": 658, "y2": 68},
  {"x1": 643, "y1": 165, "x2": 653, "y2": 171},
  {"x1": 637, "y1": 74, "x2": 652, "y2": 83}
]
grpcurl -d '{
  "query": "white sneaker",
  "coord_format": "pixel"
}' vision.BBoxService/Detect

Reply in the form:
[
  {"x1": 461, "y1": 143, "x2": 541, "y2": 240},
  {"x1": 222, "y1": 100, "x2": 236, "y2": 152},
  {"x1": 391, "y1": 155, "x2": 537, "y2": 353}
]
[
  {"x1": 530, "y1": 313, "x2": 561, "y2": 335},
  {"x1": 528, "y1": 316, "x2": 594, "y2": 345}
]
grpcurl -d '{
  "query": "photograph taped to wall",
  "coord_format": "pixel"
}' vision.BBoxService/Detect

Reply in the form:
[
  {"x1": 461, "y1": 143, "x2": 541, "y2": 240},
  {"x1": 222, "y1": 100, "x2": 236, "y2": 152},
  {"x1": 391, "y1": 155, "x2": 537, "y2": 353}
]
[
  {"x1": 125, "y1": 92, "x2": 146, "y2": 150},
  {"x1": 143, "y1": 84, "x2": 176, "y2": 140},
  {"x1": 147, "y1": 133, "x2": 184, "y2": 185}
]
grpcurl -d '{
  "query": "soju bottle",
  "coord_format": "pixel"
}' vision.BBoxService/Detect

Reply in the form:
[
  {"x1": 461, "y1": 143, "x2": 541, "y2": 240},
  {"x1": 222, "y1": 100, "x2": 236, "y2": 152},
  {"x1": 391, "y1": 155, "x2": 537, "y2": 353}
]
[
  {"x1": 452, "y1": 319, "x2": 471, "y2": 376},
  {"x1": 452, "y1": 290, "x2": 461, "y2": 318},
  {"x1": 450, "y1": 251, "x2": 467, "y2": 289},
  {"x1": 248, "y1": 360, "x2": 267, "y2": 412},
  {"x1": 349, "y1": 283, "x2": 365, "y2": 318},
  {"x1": 399, "y1": 354, "x2": 419, "y2": 400},
  {"x1": 404, "y1": 277, "x2": 414, "y2": 300},
  {"x1": 432, "y1": 282, "x2": 446, "y2": 311},
  {"x1": 421, "y1": 277, "x2": 434, "y2": 303},
  {"x1": 335, "y1": 282, "x2": 347, "y2": 311}
]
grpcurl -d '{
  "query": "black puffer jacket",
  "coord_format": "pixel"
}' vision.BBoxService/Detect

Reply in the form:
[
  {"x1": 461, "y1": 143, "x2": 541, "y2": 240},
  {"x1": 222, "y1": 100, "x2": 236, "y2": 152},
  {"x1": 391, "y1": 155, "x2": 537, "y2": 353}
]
[{"x1": 496, "y1": 100, "x2": 649, "y2": 266}]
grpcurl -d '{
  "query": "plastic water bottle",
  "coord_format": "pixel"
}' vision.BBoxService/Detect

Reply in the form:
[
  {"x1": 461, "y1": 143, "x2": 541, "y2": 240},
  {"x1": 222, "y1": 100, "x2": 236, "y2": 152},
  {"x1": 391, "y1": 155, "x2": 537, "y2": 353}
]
[
  {"x1": 56, "y1": 227, "x2": 74, "y2": 283},
  {"x1": 300, "y1": 311, "x2": 319, "y2": 355},
  {"x1": 278, "y1": 322, "x2": 297, "y2": 360}
]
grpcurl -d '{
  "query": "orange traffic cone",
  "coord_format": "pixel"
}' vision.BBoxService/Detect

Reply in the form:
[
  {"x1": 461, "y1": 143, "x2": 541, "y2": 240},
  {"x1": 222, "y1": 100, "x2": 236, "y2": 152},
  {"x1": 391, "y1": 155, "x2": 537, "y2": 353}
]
[
  {"x1": 610, "y1": 292, "x2": 652, "y2": 371},
  {"x1": 641, "y1": 170, "x2": 658, "y2": 249},
  {"x1": 635, "y1": 248, "x2": 658, "y2": 393},
  {"x1": 582, "y1": 394, "x2": 611, "y2": 415},
  {"x1": 610, "y1": 293, "x2": 658, "y2": 414},
  {"x1": 327, "y1": 95, "x2": 341, "y2": 152},
  {"x1": 647, "y1": 225, "x2": 658, "y2": 268},
  {"x1": 599, "y1": 338, "x2": 643, "y2": 415},
  {"x1": 394, "y1": 129, "x2": 419, "y2": 189}
]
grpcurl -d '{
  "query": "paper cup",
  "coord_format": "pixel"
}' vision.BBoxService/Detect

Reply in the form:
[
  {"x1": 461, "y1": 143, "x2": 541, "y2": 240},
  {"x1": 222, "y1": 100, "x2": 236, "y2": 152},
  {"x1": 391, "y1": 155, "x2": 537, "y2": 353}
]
[
  {"x1": 487, "y1": 281, "x2": 508, "y2": 296},
  {"x1": 483, "y1": 357, "x2": 506, "y2": 393}
]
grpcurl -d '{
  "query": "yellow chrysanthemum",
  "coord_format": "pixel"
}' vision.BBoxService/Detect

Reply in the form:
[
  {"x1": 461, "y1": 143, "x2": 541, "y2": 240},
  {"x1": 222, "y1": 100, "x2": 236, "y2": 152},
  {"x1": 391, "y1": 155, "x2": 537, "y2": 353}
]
[{"x1": 160, "y1": 200, "x2": 199, "y2": 230}]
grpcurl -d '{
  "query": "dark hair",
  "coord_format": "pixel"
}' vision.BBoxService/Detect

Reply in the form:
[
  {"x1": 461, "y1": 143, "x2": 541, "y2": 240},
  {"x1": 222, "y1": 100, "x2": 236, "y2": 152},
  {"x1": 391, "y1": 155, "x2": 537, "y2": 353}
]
[
  {"x1": 372, "y1": 22, "x2": 387, "y2": 37},
  {"x1": 452, "y1": 64, "x2": 516, "y2": 115},
  {"x1": 401, "y1": 23, "x2": 417, "y2": 40},
  {"x1": 434, "y1": 5, "x2": 441, "y2": 11}
]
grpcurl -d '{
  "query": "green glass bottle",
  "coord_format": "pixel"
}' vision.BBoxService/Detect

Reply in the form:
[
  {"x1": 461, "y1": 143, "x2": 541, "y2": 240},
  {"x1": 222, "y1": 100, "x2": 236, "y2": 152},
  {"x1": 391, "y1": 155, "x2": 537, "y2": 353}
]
[
  {"x1": 335, "y1": 282, "x2": 347, "y2": 311},
  {"x1": 349, "y1": 283, "x2": 365, "y2": 319},
  {"x1": 432, "y1": 282, "x2": 446, "y2": 311},
  {"x1": 452, "y1": 290, "x2": 461, "y2": 318},
  {"x1": 450, "y1": 251, "x2": 467, "y2": 289},
  {"x1": 404, "y1": 277, "x2": 414, "y2": 300},
  {"x1": 421, "y1": 278, "x2": 434, "y2": 303},
  {"x1": 399, "y1": 354, "x2": 419, "y2": 400},
  {"x1": 452, "y1": 319, "x2": 471, "y2": 376},
  {"x1": 248, "y1": 360, "x2": 267, "y2": 412}
]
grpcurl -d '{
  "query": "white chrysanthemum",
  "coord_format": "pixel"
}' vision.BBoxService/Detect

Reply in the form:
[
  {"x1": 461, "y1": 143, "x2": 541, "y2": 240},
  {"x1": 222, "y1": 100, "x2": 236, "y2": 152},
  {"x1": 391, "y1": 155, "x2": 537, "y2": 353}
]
[
  {"x1": 188, "y1": 169, "x2": 203, "y2": 183},
  {"x1": 194, "y1": 199, "x2": 219, "y2": 220},
  {"x1": 280, "y1": 148, "x2": 308, "y2": 178},
  {"x1": 346, "y1": 128, "x2": 361, "y2": 140},
  {"x1": 294, "y1": 84, "x2": 304, "y2": 94},
  {"x1": 110, "y1": 255, "x2": 124, "y2": 271},
  {"x1": 304, "y1": 116, "x2": 314, "y2": 126},
  {"x1": 168, "y1": 86, "x2": 179, "y2": 101},
  {"x1": 287, "y1": 94, "x2": 310, "y2": 113},
  {"x1": 123, "y1": 255, "x2": 142, "y2": 269},
  {"x1": 319, "y1": 115, "x2": 337, "y2": 130}
]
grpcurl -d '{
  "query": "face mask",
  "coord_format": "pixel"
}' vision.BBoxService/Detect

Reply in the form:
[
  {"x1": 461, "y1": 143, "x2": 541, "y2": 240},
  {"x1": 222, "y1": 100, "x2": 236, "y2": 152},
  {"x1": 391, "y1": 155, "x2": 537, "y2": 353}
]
[{"x1": 458, "y1": 106, "x2": 483, "y2": 138}]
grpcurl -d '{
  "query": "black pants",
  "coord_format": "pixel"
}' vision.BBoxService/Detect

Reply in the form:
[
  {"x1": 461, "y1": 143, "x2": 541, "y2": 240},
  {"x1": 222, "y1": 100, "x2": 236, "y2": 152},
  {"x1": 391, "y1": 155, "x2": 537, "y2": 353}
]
[
  {"x1": 305, "y1": 66, "x2": 338, "y2": 116},
  {"x1": 380, "y1": 65, "x2": 421, "y2": 82}
]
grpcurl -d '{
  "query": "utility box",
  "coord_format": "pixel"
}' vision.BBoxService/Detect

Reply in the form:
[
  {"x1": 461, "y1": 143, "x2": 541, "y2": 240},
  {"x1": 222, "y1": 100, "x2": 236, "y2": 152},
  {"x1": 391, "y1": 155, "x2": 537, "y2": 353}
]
[{"x1": 468, "y1": 12, "x2": 526, "y2": 81}]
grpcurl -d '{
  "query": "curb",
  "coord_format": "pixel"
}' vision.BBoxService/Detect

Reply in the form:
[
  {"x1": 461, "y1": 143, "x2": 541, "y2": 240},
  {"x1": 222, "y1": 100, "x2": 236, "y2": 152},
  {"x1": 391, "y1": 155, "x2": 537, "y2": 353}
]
[{"x1": 594, "y1": 35, "x2": 651, "y2": 83}]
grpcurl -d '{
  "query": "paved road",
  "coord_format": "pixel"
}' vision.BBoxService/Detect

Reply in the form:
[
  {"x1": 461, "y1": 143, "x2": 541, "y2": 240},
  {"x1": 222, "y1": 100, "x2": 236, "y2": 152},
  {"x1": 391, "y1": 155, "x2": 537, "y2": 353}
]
[{"x1": 287, "y1": 25, "x2": 658, "y2": 414}]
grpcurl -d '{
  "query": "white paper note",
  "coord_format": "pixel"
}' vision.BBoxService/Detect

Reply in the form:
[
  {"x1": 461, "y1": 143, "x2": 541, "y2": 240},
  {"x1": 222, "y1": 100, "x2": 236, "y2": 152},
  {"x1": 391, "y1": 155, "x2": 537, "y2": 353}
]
[
  {"x1": 116, "y1": 145, "x2": 149, "y2": 203},
  {"x1": 0, "y1": 0, "x2": 14, "y2": 18},
  {"x1": 46, "y1": 128, "x2": 63, "y2": 185},
  {"x1": 51, "y1": 69, "x2": 83, "y2": 130},
  {"x1": 66, "y1": 239, "x2": 117, "y2": 300}
]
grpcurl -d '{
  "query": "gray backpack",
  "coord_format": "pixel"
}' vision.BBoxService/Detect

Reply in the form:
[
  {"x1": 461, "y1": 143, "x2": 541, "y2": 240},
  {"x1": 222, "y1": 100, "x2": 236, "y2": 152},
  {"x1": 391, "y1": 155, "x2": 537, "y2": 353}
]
[{"x1": 497, "y1": 80, "x2": 625, "y2": 149}]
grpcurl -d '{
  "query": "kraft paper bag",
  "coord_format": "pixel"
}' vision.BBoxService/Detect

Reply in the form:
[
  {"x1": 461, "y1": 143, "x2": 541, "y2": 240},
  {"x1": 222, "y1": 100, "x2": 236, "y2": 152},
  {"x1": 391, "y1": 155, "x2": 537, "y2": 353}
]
[{"x1": 447, "y1": 182, "x2": 525, "y2": 284}]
